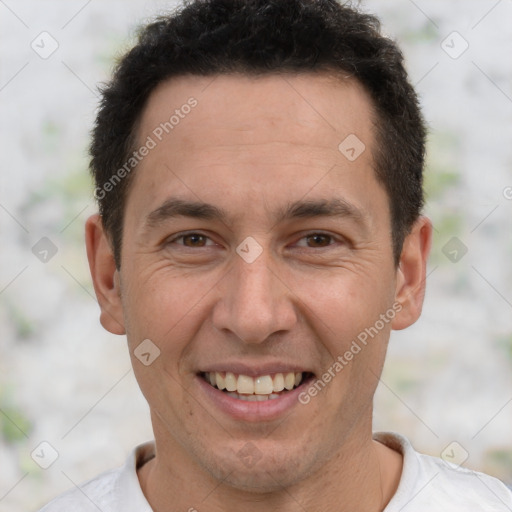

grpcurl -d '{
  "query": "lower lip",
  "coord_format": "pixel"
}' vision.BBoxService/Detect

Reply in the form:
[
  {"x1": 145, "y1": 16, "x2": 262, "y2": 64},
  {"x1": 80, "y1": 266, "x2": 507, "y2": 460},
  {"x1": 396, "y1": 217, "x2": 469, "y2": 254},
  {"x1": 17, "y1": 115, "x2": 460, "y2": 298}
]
[{"x1": 196, "y1": 375, "x2": 314, "y2": 422}]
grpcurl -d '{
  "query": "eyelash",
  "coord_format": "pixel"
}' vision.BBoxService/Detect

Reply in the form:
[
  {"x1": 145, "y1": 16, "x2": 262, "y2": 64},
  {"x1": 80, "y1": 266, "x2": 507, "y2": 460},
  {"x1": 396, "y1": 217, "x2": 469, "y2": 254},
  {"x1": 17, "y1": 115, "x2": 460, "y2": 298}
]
[{"x1": 166, "y1": 231, "x2": 343, "y2": 250}]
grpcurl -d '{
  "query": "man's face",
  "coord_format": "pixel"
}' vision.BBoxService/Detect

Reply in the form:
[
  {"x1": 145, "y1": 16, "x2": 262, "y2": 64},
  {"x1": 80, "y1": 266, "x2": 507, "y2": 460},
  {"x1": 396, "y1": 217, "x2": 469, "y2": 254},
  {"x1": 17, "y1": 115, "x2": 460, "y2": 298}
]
[{"x1": 91, "y1": 73, "x2": 421, "y2": 490}]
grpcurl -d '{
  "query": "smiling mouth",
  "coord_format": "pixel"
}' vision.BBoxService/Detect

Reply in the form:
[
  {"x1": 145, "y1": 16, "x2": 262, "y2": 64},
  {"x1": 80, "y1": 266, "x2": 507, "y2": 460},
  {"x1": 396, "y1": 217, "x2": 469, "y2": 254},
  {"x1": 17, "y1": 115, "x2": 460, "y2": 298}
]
[{"x1": 200, "y1": 371, "x2": 314, "y2": 401}]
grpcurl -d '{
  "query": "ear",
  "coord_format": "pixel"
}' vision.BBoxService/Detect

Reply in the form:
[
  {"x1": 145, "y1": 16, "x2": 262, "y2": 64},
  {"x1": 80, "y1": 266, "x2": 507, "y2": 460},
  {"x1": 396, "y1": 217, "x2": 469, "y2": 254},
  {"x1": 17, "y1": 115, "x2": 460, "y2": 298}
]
[
  {"x1": 391, "y1": 215, "x2": 433, "y2": 331},
  {"x1": 85, "y1": 213, "x2": 126, "y2": 335}
]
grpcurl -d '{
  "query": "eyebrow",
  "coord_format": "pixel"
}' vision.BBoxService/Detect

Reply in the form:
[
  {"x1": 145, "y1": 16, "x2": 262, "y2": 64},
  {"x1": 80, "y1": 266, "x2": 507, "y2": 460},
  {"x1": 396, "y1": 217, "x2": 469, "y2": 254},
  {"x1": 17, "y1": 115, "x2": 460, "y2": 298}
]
[{"x1": 144, "y1": 196, "x2": 367, "y2": 231}]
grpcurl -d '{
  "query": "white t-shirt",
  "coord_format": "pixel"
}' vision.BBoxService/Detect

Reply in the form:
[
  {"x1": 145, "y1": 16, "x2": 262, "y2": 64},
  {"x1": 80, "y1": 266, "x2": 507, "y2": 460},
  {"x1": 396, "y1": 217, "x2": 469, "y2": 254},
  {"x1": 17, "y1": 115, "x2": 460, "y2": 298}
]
[{"x1": 37, "y1": 432, "x2": 512, "y2": 511}]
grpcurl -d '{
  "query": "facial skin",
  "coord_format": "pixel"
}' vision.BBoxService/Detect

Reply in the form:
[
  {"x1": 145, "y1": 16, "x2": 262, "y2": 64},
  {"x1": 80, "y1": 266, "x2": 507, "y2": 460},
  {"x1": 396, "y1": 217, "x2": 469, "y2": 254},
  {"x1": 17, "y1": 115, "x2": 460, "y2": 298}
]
[{"x1": 86, "y1": 73, "x2": 432, "y2": 511}]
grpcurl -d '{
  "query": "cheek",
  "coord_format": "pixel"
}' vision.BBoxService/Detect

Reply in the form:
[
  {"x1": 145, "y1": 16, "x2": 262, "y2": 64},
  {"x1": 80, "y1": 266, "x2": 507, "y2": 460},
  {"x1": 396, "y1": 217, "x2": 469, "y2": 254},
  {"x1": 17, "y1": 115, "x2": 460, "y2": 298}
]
[
  {"x1": 120, "y1": 268, "x2": 218, "y2": 392},
  {"x1": 305, "y1": 272, "x2": 394, "y2": 340},
  {"x1": 120, "y1": 265, "x2": 208, "y2": 339},
  {"x1": 301, "y1": 271, "x2": 395, "y2": 403}
]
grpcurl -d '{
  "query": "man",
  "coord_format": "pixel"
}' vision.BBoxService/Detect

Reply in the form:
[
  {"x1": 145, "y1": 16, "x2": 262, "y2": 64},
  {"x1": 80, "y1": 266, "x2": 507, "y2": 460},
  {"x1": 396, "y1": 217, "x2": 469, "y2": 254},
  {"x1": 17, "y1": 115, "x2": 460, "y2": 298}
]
[{"x1": 38, "y1": 0, "x2": 512, "y2": 510}]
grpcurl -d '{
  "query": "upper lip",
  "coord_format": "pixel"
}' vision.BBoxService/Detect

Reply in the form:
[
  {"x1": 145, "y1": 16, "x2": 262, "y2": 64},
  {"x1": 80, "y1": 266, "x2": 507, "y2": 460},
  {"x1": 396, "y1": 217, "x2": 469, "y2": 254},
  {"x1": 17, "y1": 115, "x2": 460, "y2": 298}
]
[{"x1": 198, "y1": 361, "x2": 314, "y2": 377}]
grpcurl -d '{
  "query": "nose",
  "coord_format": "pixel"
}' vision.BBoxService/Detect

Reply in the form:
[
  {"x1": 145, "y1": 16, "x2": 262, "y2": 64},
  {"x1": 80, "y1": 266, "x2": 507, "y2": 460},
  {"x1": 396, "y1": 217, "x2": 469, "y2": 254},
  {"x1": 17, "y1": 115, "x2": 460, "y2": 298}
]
[{"x1": 211, "y1": 245, "x2": 298, "y2": 345}]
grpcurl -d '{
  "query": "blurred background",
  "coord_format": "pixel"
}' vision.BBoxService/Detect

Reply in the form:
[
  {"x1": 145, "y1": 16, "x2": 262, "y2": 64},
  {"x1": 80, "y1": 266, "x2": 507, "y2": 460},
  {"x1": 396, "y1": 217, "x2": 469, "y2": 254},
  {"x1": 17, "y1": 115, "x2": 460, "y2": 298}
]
[{"x1": 0, "y1": 0, "x2": 511, "y2": 510}]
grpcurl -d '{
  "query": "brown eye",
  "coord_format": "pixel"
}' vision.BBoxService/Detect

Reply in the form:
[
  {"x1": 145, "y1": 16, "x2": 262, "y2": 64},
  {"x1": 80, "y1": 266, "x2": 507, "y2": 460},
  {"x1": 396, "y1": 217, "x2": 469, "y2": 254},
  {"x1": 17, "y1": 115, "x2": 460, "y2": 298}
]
[
  {"x1": 183, "y1": 234, "x2": 206, "y2": 247},
  {"x1": 305, "y1": 234, "x2": 333, "y2": 248},
  {"x1": 167, "y1": 232, "x2": 215, "y2": 248},
  {"x1": 181, "y1": 234, "x2": 208, "y2": 247}
]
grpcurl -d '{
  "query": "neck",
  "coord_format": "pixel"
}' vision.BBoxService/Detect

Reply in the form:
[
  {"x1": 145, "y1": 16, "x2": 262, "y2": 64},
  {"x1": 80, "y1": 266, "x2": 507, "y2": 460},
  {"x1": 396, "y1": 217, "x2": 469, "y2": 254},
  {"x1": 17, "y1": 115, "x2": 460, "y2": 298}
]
[{"x1": 138, "y1": 416, "x2": 402, "y2": 512}]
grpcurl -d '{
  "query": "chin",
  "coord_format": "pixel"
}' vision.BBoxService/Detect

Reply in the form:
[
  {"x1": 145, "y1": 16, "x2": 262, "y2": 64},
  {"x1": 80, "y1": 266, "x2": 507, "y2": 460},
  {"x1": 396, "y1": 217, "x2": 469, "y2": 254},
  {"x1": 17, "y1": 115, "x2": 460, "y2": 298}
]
[
  {"x1": 223, "y1": 474, "x2": 290, "y2": 493},
  {"x1": 217, "y1": 462, "x2": 301, "y2": 493},
  {"x1": 198, "y1": 441, "x2": 313, "y2": 493}
]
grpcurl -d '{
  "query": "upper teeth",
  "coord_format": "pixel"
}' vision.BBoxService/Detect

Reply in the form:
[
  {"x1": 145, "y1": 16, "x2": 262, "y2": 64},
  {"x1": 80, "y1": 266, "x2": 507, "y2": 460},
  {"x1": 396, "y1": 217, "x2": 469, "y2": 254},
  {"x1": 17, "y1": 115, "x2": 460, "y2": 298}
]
[{"x1": 205, "y1": 371, "x2": 303, "y2": 395}]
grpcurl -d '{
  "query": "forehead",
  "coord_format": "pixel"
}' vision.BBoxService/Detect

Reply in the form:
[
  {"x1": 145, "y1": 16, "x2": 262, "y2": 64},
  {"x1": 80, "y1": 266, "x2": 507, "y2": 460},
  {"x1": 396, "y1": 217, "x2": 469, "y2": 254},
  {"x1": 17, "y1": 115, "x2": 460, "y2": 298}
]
[
  {"x1": 126, "y1": 72, "x2": 386, "y2": 232},
  {"x1": 138, "y1": 72, "x2": 375, "y2": 152}
]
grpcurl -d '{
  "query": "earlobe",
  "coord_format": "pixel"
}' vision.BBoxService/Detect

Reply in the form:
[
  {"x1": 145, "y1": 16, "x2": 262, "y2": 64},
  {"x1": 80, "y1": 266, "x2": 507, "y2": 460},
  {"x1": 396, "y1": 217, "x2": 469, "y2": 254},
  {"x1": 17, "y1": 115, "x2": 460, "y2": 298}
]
[
  {"x1": 85, "y1": 214, "x2": 126, "y2": 335},
  {"x1": 391, "y1": 215, "x2": 433, "y2": 331}
]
